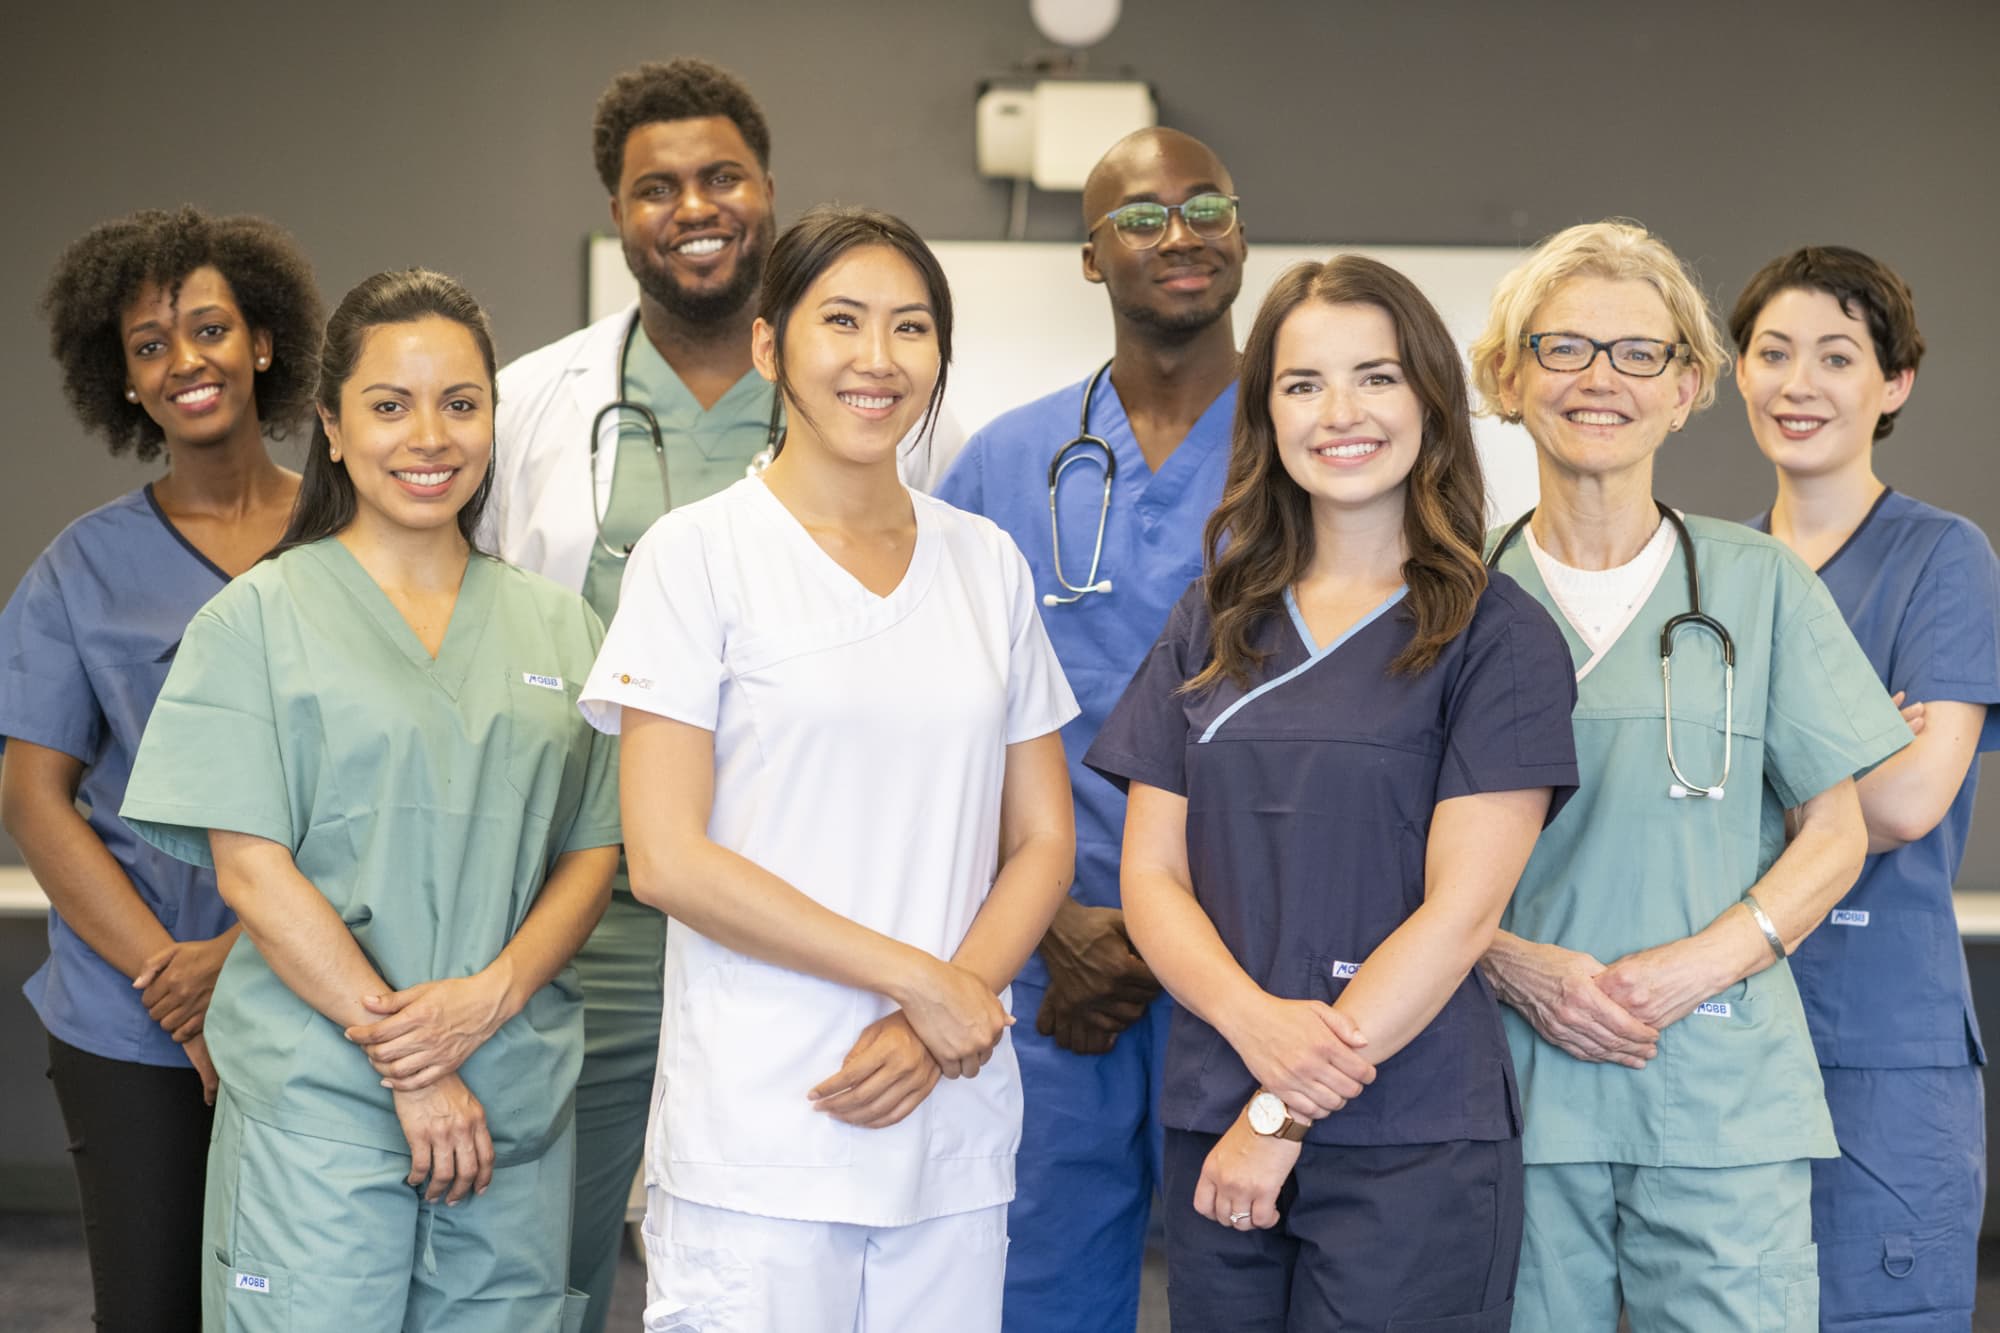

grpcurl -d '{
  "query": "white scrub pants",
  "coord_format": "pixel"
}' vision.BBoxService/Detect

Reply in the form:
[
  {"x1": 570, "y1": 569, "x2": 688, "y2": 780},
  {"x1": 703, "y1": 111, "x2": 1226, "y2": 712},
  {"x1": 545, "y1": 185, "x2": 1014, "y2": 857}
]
[{"x1": 640, "y1": 1186, "x2": 1007, "y2": 1333}]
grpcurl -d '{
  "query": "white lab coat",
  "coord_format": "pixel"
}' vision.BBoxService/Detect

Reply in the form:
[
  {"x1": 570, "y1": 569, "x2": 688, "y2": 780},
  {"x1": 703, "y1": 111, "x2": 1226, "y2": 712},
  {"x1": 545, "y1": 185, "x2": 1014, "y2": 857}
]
[{"x1": 489, "y1": 304, "x2": 966, "y2": 591}]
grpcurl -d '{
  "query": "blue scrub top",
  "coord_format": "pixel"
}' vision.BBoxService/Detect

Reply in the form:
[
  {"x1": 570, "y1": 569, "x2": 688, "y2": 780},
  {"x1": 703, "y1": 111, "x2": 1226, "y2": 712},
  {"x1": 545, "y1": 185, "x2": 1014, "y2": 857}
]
[
  {"x1": 936, "y1": 374, "x2": 1233, "y2": 986},
  {"x1": 1750, "y1": 489, "x2": 2000, "y2": 1069},
  {"x1": 0, "y1": 486, "x2": 235, "y2": 1066},
  {"x1": 1084, "y1": 576, "x2": 1580, "y2": 1145}
]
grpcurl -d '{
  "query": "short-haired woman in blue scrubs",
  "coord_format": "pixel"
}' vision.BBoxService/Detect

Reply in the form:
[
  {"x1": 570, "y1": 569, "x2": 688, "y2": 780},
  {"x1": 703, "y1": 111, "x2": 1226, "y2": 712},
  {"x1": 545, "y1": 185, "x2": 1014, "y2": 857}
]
[
  {"x1": 122, "y1": 270, "x2": 620, "y2": 1330},
  {"x1": 1087, "y1": 254, "x2": 1580, "y2": 1331},
  {"x1": 0, "y1": 206, "x2": 320, "y2": 1332},
  {"x1": 1471, "y1": 221, "x2": 1912, "y2": 1331},
  {"x1": 1735, "y1": 245, "x2": 2000, "y2": 1327}
]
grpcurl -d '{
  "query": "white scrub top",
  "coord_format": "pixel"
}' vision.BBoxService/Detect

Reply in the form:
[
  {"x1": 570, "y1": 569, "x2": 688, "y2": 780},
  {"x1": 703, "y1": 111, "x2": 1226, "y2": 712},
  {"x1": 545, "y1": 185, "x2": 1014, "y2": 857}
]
[
  {"x1": 578, "y1": 478, "x2": 1078, "y2": 1227},
  {"x1": 489, "y1": 304, "x2": 966, "y2": 596}
]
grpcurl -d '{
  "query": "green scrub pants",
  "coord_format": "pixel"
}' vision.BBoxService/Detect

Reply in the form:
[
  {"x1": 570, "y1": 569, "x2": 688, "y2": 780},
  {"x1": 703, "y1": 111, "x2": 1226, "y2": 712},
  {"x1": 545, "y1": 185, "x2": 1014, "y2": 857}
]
[
  {"x1": 203, "y1": 1088, "x2": 585, "y2": 1331},
  {"x1": 568, "y1": 883, "x2": 666, "y2": 1333},
  {"x1": 1514, "y1": 1159, "x2": 1817, "y2": 1332}
]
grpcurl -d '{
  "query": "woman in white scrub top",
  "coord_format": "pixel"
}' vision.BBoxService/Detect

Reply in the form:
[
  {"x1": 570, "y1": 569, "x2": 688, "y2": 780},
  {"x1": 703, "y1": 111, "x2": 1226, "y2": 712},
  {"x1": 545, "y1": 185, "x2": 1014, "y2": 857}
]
[{"x1": 580, "y1": 206, "x2": 1080, "y2": 1333}]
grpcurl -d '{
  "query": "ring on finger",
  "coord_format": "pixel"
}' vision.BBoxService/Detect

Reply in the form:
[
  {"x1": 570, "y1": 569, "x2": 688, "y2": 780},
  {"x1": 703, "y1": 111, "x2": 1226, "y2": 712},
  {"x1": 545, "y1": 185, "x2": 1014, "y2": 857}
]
[{"x1": 1228, "y1": 1210, "x2": 1251, "y2": 1224}]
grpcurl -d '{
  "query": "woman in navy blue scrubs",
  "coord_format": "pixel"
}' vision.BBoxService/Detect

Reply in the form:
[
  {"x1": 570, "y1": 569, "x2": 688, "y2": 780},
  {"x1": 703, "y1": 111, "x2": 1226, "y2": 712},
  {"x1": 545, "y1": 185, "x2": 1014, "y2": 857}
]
[
  {"x1": 1086, "y1": 255, "x2": 1580, "y2": 1332},
  {"x1": 1736, "y1": 246, "x2": 2000, "y2": 1327}
]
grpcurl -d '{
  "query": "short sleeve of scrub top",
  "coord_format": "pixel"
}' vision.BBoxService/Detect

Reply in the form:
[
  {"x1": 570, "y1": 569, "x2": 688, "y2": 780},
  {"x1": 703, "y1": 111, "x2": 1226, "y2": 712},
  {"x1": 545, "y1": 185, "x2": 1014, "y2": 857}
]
[
  {"x1": 1, "y1": 546, "x2": 104, "y2": 760},
  {"x1": 118, "y1": 600, "x2": 299, "y2": 865},
  {"x1": 1085, "y1": 576, "x2": 1580, "y2": 1146},
  {"x1": 1887, "y1": 514, "x2": 2000, "y2": 736}
]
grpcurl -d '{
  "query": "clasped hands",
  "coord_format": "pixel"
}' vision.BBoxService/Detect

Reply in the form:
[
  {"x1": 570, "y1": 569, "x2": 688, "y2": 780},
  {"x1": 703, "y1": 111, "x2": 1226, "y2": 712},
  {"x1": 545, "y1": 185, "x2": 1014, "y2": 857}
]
[
  {"x1": 811, "y1": 955, "x2": 1014, "y2": 1131},
  {"x1": 343, "y1": 968, "x2": 513, "y2": 1206},
  {"x1": 1496, "y1": 934, "x2": 1743, "y2": 1068},
  {"x1": 133, "y1": 933, "x2": 233, "y2": 1106},
  {"x1": 1195, "y1": 994, "x2": 1376, "y2": 1231}
]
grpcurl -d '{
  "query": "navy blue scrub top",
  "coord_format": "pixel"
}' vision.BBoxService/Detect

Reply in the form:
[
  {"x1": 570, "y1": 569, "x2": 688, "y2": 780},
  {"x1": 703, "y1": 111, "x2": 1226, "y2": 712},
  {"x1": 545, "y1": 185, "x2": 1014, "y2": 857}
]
[
  {"x1": 1750, "y1": 489, "x2": 2000, "y2": 1069},
  {"x1": 1085, "y1": 574, "x2": 1580, "y2": 1145}
]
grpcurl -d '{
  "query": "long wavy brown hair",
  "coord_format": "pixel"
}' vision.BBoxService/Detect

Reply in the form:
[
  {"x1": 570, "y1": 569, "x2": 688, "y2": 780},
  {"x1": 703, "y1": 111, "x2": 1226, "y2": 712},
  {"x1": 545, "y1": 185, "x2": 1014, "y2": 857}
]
[{"x1": 1191, "y1": 255, "x2": 1489, "y2": 691}]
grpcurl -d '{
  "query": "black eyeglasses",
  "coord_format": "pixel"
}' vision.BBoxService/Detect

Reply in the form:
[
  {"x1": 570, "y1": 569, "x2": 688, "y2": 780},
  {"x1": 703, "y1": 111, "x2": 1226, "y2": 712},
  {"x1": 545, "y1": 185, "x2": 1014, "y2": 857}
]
[
  {"x1": 1522, "y1": 333, "x2": 1689, "y2": 378},
  {"x1": 1091, "y1": 193, "x2": 1240, "y2": 250}
]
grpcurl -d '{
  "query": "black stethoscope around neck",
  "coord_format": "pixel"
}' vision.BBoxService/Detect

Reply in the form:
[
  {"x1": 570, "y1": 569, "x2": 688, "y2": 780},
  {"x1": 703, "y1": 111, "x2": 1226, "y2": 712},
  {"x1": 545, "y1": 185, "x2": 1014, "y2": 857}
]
[
  {"x1": 1488, "y1": 500, "x2": 1736, "y2": 800},
  {"x1": 1043, "y1": 359, "x2": 1118, "y2": 608},
  {"x1": 587, "y1": 314, "x2": 775, "y2": 560}
]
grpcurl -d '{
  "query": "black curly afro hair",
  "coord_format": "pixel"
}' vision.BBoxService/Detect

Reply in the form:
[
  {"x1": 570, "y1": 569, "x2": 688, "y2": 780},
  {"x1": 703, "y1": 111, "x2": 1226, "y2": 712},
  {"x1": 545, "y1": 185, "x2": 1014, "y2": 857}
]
[
  {"x1": 41, "y1": 206, "x2": 323, "y2": 462},
  {"x1": 592, "y1": 57, "x2": 771, "y2": 195}
]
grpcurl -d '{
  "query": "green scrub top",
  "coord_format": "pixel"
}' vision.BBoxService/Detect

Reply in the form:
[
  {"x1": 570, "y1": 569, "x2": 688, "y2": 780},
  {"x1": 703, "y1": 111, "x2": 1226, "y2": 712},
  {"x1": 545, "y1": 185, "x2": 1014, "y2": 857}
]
[
  {"x1": 121, "y1": 540, "x2": 622, "y2": 1165},
  {"x1": 1489, "y1": 515, "x2": 1908, "y2": 1169},
  {"x1": 579, "y1": 323, "x2": 771, "y2": 622}
]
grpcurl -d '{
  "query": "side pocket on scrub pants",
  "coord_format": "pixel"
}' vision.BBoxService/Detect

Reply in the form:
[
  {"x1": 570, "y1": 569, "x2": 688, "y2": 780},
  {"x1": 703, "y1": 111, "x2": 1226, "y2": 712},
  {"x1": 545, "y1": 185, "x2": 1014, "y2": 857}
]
[
  {"x1": 1758, "y1": 1242, "x2": 1818, "y2": 1331},
  {"x1": 639, "y1": 1206, "x2": 747, "y2": 1332},
  {"x1": 210, "y1": 1252, "x2": 291, "y2": 1332}
]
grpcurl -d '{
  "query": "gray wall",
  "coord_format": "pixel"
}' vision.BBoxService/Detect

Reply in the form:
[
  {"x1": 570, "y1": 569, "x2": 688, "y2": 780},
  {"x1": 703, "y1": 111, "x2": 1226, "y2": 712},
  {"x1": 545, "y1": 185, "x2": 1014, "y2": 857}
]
[{"x1": 4, "y1": 0, "x2": 1999, "y2": 875}]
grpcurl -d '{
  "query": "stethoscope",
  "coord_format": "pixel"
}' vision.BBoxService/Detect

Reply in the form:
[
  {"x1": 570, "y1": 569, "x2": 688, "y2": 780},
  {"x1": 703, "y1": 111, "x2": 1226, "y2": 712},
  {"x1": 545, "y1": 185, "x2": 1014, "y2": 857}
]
[
  {"x1": 587, "y1": 315, "x2": 773, "y2": 560},
  {"x1": 1043, "y1": 359, "x2": 1117, "y2": 608},
  {"x1": 1488, "y1": 500, "x2": 1736, "y2": 800}
]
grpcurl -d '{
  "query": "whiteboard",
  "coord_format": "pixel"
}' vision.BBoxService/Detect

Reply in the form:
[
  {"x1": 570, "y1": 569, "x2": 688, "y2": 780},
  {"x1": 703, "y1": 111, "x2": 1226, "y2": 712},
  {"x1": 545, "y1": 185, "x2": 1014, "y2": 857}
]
[{"x1": 588, "y1": 237, "x2": 1538, "y2": 521}]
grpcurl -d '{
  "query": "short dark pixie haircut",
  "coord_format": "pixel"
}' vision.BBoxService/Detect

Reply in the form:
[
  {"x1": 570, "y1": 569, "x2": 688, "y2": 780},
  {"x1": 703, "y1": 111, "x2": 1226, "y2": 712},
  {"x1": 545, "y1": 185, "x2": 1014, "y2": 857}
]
[
  {"x1": 592, "y1": 57, "x2": 772, "y2": 194},
  {"x1": 41, "y1": 206, "x2": 322, "y2": 462},
  {"x1": 1730, "y1": 245, "x2": 1925, "y2": 442}
]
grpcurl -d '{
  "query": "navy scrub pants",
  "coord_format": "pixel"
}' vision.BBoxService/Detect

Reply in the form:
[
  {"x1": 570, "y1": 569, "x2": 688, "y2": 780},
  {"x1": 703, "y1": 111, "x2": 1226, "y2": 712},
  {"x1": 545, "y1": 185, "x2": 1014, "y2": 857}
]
[{"x1": 1161, "y1": 1128, "x2": 1522, "y2": 1332}]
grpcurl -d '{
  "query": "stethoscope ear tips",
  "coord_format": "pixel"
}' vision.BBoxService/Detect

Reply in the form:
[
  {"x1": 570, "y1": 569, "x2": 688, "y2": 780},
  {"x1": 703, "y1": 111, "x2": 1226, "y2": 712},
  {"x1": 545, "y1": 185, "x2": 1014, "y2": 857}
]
[
  {"x1": 1667, "y1": 784, "x2": 1726, "y2": 801},
  {"x1": 1094, "y1": 579, "x2": 1113, "y2": 594},
  {"x1": 1041, "y1": 593, "x2": 1061, "y2": 608}
]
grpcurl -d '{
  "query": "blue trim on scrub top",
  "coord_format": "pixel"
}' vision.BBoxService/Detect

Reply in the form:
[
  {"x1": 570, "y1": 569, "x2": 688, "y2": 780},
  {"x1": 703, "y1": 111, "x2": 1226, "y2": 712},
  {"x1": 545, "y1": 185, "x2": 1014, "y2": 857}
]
[{"x1": 1198, "y1": 585, "x2": 1408, "y2": 744}]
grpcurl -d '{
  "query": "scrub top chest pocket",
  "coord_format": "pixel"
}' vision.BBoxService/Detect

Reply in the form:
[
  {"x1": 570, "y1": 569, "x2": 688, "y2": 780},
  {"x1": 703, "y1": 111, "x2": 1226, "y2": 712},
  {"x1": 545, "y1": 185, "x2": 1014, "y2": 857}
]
[{"x1": 500, "y1": 666, "x2": 589, "y2": 815}]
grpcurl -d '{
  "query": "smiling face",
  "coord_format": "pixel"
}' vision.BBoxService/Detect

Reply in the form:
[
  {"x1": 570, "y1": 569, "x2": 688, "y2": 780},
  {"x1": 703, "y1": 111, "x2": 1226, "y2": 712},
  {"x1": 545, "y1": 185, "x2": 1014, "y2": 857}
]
[
  {"x1": 320, "y1": 316, "x2": 493, "y2": 538},
  {"x1": 751, "y1": 244, "x2": 941, "y2": 468},
  {"x1": 1736, "y1": 286, "x2": 1913, "y2": 480},
  {"x1": 1268, "y1": 300, "x2": 1423, "y2": 525},
  {"x1": 611, "y1": 115, "x2": 776, "y2": 328},
  {"x1": 1500, "y1": 275, "x2": 1699, "y2": 485},
  {"x1": 120, "y1": 264, "x2": 272, "y2": 452},
  {"x1": 1081, "y1": 132, "x2": 1245, "y2": 338}
]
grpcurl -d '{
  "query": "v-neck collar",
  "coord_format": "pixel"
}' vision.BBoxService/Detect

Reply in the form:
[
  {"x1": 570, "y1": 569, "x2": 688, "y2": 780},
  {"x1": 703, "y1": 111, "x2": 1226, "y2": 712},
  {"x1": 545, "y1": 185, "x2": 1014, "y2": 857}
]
[
  {"x1": 747, "y1": 476, "x2": 939, "y2": 609},
  {"x1": 1096, "y1": 375, "x2": 1236, "y2": 496},
  {"x1": 144, "y1": 484, "x2": 233, "y2": 583},
  {"x1": 309, "y1": 539, "x2": 492, "y2": 696},
  {"x1": 1198, "y1": 586, "x2": 1407, "y2": 743},
  {"x1": 1502, "y1": 531, "x2": 1687, "y2": 687},
  {"x1": 622, "y1": 323, "x2": 771, "y2": 438},
  {"x1": 1810, "y1": 486, "x2": 1894, "y2": 576}
]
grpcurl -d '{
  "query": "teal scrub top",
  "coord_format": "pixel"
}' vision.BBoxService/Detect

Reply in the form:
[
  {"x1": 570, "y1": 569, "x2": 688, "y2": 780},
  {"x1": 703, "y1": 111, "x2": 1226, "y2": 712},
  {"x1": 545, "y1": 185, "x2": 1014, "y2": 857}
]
[
  {"x1": 580, "y1": 326, "x2": 770, "y2": 623},
  {"x1": 1489, "y1": 515, "x2": 1908, "y2": 1168},
  {"x1": 121, "y1": 540, "x2": 622, "y2": 1165}
]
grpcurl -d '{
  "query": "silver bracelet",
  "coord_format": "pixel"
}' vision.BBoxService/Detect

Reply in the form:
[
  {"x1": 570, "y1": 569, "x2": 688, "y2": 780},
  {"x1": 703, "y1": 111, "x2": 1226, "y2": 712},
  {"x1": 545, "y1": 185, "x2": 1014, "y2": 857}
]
[{"x1": 1741, "y1": 891, "x2": 1787, "y2": 962}]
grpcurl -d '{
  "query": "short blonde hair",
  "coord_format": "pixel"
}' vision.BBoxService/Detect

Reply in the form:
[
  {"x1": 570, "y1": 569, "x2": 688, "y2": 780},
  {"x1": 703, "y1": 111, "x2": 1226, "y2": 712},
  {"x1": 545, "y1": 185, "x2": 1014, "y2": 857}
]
[{"x1": 1470, "y1": 219, "x2": 1729, "y2": 421}]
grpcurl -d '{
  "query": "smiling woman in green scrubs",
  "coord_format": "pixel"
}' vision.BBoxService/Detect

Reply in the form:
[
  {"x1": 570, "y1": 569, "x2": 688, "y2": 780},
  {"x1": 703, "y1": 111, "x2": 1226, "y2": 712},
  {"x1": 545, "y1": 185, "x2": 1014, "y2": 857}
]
[
  {"x1": 122, "y1": 269, "x2": 620, "y2": 1331},
  {"x1": 1469, "y1": 221, "x2": 1909, "y2": 1332}
]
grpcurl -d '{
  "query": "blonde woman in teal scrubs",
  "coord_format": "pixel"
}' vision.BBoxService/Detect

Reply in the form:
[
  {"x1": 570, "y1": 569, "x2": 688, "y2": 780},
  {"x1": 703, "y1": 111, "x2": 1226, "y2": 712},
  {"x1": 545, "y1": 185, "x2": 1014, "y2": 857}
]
[{"x1": 1471, "y1": 221, "x2": 1909, "y2": 1331}]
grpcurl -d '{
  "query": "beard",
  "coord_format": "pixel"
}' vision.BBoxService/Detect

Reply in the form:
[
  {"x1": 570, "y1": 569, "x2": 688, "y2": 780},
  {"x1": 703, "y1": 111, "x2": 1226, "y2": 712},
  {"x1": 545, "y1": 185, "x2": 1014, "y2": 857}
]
[
  {"x1": 626, "y1": 212, "x2": 776, "y2": 328},
  {"x1": 1107, "y1": 264, "x2": 1244, "y2": 339}
]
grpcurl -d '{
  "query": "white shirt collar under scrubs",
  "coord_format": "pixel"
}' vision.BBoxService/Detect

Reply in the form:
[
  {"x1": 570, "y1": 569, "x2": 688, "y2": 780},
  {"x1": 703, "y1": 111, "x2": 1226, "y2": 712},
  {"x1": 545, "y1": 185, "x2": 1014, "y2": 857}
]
[
  {"x1": 577, "y1": 478, "x2": 1078, "y2": 1228},
  {"x1": 1526, "y1": 513, "x2": 1675, "y2": 670}
]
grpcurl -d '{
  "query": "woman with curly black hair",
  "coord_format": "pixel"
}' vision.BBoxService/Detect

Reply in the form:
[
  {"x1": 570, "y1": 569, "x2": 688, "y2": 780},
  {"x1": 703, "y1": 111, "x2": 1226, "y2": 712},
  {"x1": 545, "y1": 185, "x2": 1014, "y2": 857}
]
[{"x1": 0, "y1": 205, "x2": 320, "y2": 1332}]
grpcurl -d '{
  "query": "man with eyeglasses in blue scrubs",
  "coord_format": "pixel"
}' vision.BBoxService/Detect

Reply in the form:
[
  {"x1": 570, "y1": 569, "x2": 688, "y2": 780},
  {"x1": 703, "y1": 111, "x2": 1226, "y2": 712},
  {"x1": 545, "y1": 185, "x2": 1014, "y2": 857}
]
[{"x1": 936, "y1": 127, "x2": 1244, "y2": 1333}]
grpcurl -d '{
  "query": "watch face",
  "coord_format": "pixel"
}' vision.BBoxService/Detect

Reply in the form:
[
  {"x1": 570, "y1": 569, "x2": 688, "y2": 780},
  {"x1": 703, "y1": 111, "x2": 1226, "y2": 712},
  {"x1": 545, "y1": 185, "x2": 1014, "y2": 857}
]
[{"x1": 1247, "y1": 1092, "x2": 1286, "y2": 1135}]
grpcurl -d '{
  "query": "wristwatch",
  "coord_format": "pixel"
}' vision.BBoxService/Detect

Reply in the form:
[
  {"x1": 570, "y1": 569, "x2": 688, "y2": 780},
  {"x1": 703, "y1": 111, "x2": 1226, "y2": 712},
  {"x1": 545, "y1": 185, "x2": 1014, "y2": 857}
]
[{"x1": 1247, "y1": 1090, "x2": 1309, "y2": 1142}]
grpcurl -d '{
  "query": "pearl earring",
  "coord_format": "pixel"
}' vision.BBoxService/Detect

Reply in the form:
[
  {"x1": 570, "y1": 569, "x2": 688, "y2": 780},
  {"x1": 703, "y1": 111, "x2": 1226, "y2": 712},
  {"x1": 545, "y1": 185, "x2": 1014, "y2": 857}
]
[
  {"x1": 257, "y1": 356, "x2": 269, "y2": 369},
  {"x1": 125, "y1": 388, "x2": 139, "y2": 402}
]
